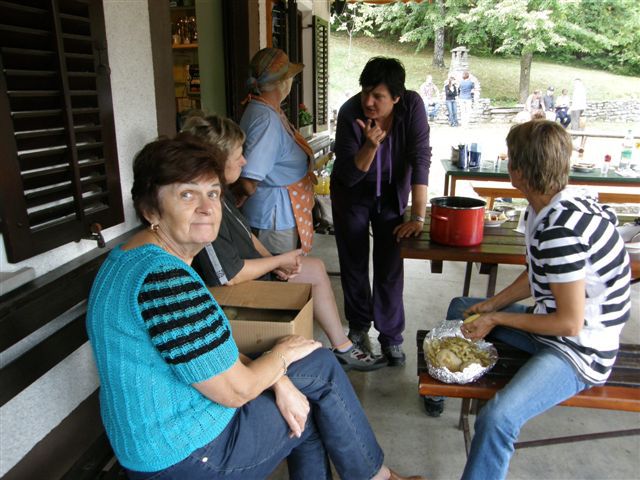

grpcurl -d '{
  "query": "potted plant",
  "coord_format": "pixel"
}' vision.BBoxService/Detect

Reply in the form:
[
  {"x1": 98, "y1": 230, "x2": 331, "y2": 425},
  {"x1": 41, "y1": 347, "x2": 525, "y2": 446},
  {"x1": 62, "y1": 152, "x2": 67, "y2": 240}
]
[{"x1": 298, "y1": 103, "x2": 313, "y2": 139}]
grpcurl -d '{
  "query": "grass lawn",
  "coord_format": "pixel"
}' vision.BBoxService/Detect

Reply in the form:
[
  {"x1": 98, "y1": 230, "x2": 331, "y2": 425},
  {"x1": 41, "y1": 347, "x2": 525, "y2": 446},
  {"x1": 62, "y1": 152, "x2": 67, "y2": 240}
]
[{"x1": 329, "y1": 34, "x2": 640, "y2": 111}]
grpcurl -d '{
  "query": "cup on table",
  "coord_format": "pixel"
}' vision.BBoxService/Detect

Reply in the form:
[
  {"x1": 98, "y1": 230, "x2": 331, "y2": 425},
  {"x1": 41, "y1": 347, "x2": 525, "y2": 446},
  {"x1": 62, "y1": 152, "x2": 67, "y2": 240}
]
[{"x1": 468, "y1": 143, "x2": 481, "y2": 169}]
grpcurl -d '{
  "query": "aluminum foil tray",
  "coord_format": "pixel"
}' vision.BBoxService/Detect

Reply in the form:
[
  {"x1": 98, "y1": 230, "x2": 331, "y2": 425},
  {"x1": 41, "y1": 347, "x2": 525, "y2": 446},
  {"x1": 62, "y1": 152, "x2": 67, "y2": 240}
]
[{"x1": 423, "y1": 320, "x2": 498, "y2": 384}]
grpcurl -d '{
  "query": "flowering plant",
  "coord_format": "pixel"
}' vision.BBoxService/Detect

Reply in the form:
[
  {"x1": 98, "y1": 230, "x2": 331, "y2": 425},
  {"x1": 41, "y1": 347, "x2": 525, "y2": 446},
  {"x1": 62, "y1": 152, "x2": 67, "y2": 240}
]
[{"x1": 298, "y1": 103, "x2": 313, "y2": 126}]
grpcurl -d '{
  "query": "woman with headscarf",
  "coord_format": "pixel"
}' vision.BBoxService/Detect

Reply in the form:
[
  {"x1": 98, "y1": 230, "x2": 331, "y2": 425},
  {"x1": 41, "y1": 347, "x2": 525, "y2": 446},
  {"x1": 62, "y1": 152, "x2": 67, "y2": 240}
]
[{"x1": 234, "y1": 48, "x2": 315, "y2": 256}]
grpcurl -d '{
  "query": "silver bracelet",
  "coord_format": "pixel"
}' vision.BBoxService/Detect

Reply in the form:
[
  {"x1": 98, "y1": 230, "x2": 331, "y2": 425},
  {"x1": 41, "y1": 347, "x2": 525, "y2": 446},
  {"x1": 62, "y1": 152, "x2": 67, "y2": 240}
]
[
  {"x1": 264, "y1": 350, "x2": 287, "y2": 375},
  {"x1": 410, "y1": 214, "x2": 425, "y2": 223}
]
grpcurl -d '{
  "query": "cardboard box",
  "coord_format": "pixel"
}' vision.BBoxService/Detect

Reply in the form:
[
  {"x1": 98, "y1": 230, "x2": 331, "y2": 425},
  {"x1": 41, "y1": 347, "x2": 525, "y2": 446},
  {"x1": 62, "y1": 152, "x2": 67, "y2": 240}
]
[{"x1": 208, "y1": 280, "x2": 313, "y2": 354}]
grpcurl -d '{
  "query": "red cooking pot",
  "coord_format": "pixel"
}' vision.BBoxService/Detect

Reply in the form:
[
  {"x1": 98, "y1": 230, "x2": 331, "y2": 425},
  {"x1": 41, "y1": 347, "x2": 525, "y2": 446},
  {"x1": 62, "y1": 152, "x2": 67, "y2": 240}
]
[{"x1": 430, "y1": 196, "x2": 486, "y2": 247}]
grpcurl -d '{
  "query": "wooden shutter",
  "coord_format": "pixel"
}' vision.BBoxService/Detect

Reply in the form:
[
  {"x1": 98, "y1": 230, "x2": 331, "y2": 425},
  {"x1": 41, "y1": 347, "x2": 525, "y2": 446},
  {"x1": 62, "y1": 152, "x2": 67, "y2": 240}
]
[
  {"x1": 312, "y1": 15, "x2": 328, "y2": 132},
  {"x1": 0, "y1": 0, "x2": 123, "y2": 263}
]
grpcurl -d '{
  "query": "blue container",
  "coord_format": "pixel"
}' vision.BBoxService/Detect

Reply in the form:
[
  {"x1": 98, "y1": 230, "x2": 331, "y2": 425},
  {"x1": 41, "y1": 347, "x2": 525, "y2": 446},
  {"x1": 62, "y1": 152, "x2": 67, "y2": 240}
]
[{"x1": 468, "y1": 143, "x2": 481, "y2": 169}]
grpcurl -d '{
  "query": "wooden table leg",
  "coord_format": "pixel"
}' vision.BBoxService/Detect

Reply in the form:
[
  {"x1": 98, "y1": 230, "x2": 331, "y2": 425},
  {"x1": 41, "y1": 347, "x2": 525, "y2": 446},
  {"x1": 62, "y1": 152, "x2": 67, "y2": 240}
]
[
  {"x1": 458, "y1": 398, "x2": 473, "y2": 457},
  {"x1": 463, "y1": 262, "x2": 473, "y2": 296},
  {"x1": 486, "y1": 264, "x2": 498, "y2": 297},
  {"x1": 444, "y1": 174, "x2": 450, "y2": 196}
]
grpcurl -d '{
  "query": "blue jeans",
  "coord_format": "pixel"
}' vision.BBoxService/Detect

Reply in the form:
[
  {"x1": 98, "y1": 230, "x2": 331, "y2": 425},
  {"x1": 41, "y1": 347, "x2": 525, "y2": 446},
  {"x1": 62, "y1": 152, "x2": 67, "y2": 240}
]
[
  {"x1": 447, "y1": 297, "x2": 589, "y2": 480},
  {"x1": 427, "y1": 102, "x2": 440, "y2": 121},
  {"x1": 445, "y1": 99, "x2": 458, "y2": 126},
  {"x1": 126, "y1": 349, "x2": 383, "y2": 480}
]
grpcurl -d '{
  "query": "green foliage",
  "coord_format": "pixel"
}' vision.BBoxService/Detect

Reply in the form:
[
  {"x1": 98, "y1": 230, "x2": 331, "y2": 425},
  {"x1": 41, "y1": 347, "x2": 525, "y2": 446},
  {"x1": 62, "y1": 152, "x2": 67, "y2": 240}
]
[
  {"x1": 298, "y1": 104, "x2": 313, "y2": 126},
  {"x1": 546, "y1": 0, "x2": 640, "y2": 74},
  {"x1": 329, "y1": 33, "x2": 640, "y2": 108},
  {"x1": 332, "y1": 0, "x2": 640, "y2": 76}
]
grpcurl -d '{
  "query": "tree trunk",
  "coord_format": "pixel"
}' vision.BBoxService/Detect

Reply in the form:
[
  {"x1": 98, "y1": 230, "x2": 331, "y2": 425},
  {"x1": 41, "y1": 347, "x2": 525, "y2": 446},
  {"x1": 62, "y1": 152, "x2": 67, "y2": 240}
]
[
  {"x1": 519, "y1": 52, "x2": 533, "y2": 104},
  {"x1": 432, "y1": 0, "x2": 445, "y2": 68}
]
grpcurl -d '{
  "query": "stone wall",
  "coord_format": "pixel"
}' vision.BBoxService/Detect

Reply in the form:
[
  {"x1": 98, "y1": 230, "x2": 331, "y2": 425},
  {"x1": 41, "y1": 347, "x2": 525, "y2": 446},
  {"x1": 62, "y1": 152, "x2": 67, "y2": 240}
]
[{"x1": 430, "y1": 98, "x2": 640, "y2": 124}]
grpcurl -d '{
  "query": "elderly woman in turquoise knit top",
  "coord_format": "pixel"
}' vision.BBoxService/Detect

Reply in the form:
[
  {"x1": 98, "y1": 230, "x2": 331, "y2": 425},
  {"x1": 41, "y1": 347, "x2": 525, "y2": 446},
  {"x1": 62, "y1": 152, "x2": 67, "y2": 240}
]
[{"x1": 86, "y1": 135, "x2": 425, "y2": 480}]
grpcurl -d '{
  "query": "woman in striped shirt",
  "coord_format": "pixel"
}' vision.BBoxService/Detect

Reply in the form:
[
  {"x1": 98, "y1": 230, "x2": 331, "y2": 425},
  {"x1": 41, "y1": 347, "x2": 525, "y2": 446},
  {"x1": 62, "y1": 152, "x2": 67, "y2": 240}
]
[{"x1": 449, "y1": 120, "x2": 631, "y2": 480}]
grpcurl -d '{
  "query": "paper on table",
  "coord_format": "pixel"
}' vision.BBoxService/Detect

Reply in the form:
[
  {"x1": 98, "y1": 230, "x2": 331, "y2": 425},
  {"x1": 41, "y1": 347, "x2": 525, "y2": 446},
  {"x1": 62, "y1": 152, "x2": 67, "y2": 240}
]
[{"x1": 514, "y1": 208, "x2": 526, "y2": 234}]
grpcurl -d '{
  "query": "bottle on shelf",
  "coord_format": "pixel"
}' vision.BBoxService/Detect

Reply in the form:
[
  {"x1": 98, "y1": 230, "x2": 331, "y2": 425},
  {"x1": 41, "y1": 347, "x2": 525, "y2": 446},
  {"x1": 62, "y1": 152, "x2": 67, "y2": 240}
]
[{"x1": 619, "y1": 129, "x2": 633, "y2": 170}]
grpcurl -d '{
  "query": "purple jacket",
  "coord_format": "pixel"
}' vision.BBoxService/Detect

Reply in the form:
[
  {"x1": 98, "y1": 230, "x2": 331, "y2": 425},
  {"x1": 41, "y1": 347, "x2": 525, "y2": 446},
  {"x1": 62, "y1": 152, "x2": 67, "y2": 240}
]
[{"x1": 331, "y1": 90, "x2": 431, "y2": 214}]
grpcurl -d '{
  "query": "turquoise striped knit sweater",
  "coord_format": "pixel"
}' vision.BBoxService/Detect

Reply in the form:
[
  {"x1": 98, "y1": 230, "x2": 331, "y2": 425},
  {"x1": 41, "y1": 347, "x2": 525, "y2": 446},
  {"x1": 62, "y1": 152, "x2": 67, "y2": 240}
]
[{"x1": 86, "y1": 244, "x2": 239, "y2": 472}]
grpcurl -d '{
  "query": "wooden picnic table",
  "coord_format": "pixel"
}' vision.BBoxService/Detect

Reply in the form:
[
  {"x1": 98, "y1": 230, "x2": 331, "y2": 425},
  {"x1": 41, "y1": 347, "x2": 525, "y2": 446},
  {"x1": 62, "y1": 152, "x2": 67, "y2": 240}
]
[
  {"x1": 400, "y1": 211, "x2": 640, "y2": 297},
  {"x1": 440, "y1": 158, "x2": 640, "y2": 197}
]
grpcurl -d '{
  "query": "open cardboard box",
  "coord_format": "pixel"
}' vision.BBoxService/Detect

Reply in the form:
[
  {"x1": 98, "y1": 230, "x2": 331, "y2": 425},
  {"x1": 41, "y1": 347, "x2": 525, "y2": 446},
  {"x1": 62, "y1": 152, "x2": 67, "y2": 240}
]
[{"x1": 208, "y1": 280, "x2": 313, "y2": 354}]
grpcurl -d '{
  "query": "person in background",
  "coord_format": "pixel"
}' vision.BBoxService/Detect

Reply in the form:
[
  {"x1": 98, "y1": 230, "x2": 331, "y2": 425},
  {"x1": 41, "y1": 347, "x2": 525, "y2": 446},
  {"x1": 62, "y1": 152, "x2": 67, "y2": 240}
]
[
  {"x1": 418, "y1": 74, "x2": 440, "y2": 122},
  {"x1": 234, "y1": 48, "x2": 315, "y2": 255},
  {"x1": 524, "y1": 89, "x2": 545, "y2": 118},
  {"x1": 331, "y1": 57, "x2": 431, "y2": 367},
  {"x1": 450, "y1": 120, "x2": 630, "y2": 479},
  {"x1": 458, "y1": 71, "x2": 476, "y2": 127},
  {"x1": 555, "y1": 88, "x2": 571, "y2": 128},
  {"x1": 184, "y1": 114, "x2": 386, "y2": 372},
  {"x1": 86, "y1": 134, "x2": 425, "y2": 480},
  {"x1": 444, "y1": 76, "x2": 459, "y2": 127},
  {"x1": 570, "y1": 78, "x2": 587, "y2": 130},
  {"x1": 542, "y1": 86, "x2": 555, "y2": 121}
]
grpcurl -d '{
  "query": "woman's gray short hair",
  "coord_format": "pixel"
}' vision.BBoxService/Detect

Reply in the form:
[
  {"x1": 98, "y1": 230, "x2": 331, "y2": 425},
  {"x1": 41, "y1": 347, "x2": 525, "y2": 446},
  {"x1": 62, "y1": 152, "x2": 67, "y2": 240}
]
[
  {"x1": 181, "y1": 113, "x2": 246, "y2": 157},
  {"x1": 506, "y1": 120, "x2": 572, "y2": 195}
]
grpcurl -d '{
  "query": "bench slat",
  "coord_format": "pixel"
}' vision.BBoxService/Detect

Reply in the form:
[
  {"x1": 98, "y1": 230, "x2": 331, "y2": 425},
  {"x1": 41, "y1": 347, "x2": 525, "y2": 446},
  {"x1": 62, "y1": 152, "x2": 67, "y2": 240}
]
[
  {"x1": 0, "y1": 313, "x2": 88, "y2": 407},
  {"x1": 3, "y1": 391, "x2": 106, "y2": 480}
]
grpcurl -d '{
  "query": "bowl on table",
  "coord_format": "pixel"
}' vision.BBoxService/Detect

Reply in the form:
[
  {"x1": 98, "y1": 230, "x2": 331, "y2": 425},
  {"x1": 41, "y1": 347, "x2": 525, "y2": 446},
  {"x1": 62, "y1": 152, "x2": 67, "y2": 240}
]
[
  {"x1": 572, "y1": 162, "x2": 596, "y2": 173},
  {"x1": 484, "y1": 210, "x2": 508, "y2": 227}
]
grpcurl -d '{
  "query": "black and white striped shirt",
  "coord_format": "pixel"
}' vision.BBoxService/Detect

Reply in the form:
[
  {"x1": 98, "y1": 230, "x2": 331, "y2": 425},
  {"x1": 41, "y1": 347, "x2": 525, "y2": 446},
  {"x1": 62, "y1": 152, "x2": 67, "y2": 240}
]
[{"x1": 525, "y1": 189, "x2": 631, "y2": 385}]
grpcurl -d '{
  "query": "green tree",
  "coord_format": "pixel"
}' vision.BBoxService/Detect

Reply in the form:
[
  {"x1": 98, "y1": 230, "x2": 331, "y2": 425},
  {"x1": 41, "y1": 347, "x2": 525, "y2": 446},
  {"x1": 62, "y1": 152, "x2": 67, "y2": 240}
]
[
  {"x1": 330, "y1": 1, "x2": 377, "y2": 65},
  {"x1": 358, "y1": 0, "x2": 470, "y2": 69},
  {"x1": 457, "y1": 0, "x2": 570, "y2": 103},
  {"x1": 547, "y1": 0, "x2": 639, "y2": 74}
]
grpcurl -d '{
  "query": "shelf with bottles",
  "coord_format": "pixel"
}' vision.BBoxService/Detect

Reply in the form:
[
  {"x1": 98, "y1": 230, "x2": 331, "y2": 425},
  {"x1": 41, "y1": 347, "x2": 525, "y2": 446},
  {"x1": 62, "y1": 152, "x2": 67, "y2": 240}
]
[
  {"x1": 172, "y1": 43, "x2": 198, "y2": 50},
  {"x1": 170, "y1": 6, "x2": 197, "y2": 49}
]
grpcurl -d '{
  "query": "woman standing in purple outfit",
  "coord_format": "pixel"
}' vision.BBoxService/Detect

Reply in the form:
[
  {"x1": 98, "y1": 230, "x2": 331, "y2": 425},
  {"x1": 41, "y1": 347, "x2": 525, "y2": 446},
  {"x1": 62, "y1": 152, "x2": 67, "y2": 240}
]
[{"x1": 330, "y1": 57, "x2": 431, "y2": 367}]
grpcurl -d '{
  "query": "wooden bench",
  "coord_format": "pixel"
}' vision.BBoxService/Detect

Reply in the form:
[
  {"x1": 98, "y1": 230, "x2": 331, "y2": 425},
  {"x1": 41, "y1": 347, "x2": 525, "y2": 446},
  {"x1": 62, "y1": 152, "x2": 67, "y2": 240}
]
[
  {"x1": 0, "y1": 232, "x2": 135, "y2": 479},
  {"x1": 416, "y1": 330, "x2": 640, "y2": 455},
  {"x1": 472, "y1": 181, "x2": 640, "y2": 209}
]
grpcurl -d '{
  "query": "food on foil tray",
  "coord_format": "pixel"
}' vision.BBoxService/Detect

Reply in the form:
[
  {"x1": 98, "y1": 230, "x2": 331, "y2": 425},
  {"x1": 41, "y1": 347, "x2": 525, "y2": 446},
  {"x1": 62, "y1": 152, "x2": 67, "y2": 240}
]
[{"x1": 426, "y1": 336, "x2": 493, "y2": 373}]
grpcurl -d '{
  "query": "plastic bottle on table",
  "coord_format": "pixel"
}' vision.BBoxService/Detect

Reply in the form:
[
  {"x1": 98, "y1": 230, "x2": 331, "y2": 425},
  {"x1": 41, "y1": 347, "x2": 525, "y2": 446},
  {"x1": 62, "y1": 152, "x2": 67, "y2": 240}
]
[
  {"x1": 601, "y1": 154, "x2": 611, "y2": 175},
  {"x1": 619, "y1": 129, "x2": 633, "y2": 170}
]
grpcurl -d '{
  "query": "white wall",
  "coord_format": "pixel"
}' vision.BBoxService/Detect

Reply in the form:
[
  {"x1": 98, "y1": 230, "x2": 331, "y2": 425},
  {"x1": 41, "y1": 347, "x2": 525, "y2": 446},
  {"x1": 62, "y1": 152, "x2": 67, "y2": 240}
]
[
  {"x1": 0, "y1": 0, "x2": 158, "y2": 474},
  {"x1": 0, "y1": 0, "x2": 158, "y2": 284}
]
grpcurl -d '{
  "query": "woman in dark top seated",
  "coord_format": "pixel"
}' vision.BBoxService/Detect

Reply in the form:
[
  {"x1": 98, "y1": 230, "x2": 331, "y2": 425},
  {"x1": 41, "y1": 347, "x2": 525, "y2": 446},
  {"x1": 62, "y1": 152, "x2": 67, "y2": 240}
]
[{"x1": 184, "y1": 114, "x2": 386, "y2": 372}]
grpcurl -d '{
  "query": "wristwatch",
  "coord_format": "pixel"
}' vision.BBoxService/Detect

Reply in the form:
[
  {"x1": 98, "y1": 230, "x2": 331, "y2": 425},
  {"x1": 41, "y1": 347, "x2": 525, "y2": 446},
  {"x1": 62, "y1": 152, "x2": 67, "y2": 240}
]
[{"x1": 410, "y1": 214, "x2": 425, "y2": 223}]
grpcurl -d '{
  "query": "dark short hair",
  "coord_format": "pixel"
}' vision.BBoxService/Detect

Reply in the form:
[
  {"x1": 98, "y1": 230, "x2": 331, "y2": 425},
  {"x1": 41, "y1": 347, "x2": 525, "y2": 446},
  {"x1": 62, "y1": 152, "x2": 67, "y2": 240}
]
[
  {"x1": 131, "y1": 133, "x2": 225, "y2": 225},
  {"x1": 506, "y1": 120, "x2": 572, "y2": 195},
  {"x1": 359, "y1": 57, "x2": 406, "y2": 98}
]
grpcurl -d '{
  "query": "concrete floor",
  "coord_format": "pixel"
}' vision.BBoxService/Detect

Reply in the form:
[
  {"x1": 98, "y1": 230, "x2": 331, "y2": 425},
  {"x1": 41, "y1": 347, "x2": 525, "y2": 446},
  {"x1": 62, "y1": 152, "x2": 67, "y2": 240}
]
[{"x1": 271, "y1": 123, "x2": 640, "y2": 479}]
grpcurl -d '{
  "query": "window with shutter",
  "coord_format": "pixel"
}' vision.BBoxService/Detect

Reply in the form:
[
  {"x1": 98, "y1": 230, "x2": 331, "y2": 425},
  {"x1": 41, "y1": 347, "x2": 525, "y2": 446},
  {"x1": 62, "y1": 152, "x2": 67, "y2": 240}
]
[{"x1": 0, "y1": 0, "x2": 122, "y2": 263}]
